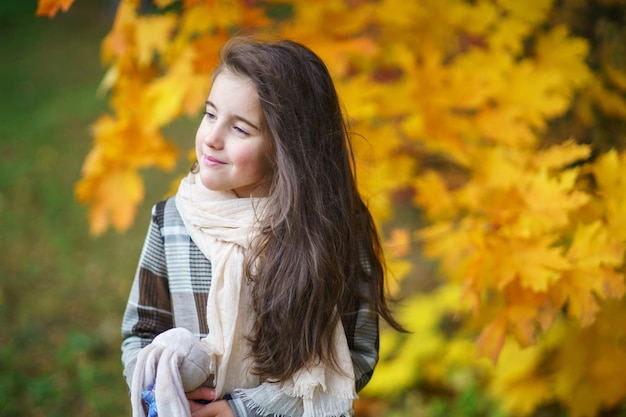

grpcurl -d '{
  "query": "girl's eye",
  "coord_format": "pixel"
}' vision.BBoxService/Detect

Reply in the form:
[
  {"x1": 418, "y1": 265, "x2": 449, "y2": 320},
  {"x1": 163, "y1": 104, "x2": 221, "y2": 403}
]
[
  {"x1": 204, "y1": 111, "x2": 216, "y2": 120},
  {"x1": 233, "y1": 125, "x2": 250, "y2": 136}
]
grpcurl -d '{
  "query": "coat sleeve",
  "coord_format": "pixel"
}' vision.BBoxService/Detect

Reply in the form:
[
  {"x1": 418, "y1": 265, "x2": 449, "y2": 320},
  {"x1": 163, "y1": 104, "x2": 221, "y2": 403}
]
[{"x1": 121, "y1": 202, "x2": 174, "y2": 388}]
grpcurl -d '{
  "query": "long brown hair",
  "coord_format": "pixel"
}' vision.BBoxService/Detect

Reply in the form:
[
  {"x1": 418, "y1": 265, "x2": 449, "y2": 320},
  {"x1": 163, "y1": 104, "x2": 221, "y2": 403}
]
[{"x1": 214, "y1": 37, "x2": 406, "y2": 382}]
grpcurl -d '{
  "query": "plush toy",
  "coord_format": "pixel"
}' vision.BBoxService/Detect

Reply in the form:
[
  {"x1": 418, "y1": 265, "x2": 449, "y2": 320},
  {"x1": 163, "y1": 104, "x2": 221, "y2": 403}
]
[{"x1": 131, "y1": 328, "x2": 213, "y2": 417}]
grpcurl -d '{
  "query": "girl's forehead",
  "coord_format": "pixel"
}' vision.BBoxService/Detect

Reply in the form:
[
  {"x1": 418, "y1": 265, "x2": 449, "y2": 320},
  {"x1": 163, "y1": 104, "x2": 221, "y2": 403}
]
[
  {"x1": 210, "y1": 70, "x2": 255, "y2": 95},
  {"x1": 212, "y1": 70, "x2": 254, "y2": 90},
  {"x1": 209, "y1": 71, "x2": 259, "y2": 104}
]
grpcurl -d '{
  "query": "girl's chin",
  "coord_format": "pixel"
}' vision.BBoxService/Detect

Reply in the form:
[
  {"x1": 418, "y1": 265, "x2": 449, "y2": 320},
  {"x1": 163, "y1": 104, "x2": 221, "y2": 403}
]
[{"x1": 197, "y1": 176, "x2": 223, "y2": 192}]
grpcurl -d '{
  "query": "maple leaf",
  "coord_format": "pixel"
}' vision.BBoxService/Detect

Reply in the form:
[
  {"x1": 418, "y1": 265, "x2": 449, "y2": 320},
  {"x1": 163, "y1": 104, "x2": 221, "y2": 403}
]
[
  {"x1": 101, "y1": 0, "x2": 139, "y2": 63},
  {"x1": 476, "y1": 314, "x2": 507, "y2": 362},
  {"x1": 81, "y1": 168, "x2": 145, "y2": 235},
  {"x1": 552, "y1": 221, "x2": 626, "y2": 325},
  {"x1": 499, "y1": 0, "x2": 553, "y2": 25},
  {"x1": 487, "y1": 16, "x2": 534, "y2": 54},
  {"x1": 448, "y1": 0, "x2": 498, "y2": 35},
  {"x1": 591, "y1": 150, "x2": 626, "y2": 241},
  {"x1": 533, "y1": 140, "x2": 591, "y2": 169},
  {"x1": 489, "y1": 340, "x2": 551, "y2": 415},
  {"x1": 517, "y1": 167, "x2": 590, "y2": 234},
  {"x1": 36, "y1": 0, "x2": 74, "y2": 17},
  {"x1": 534, "y1": 25, "x2": 591, "y2": 91},
  {"x1": 142, "y1": 53, "x2": 194, "y2": 128},
  {"x1": 593, "y1": 149, "x2": 626, "y2": 197},
  {"x1": 413, "y1": 171, "x2": 457, "y2": 221},
  {"x1": 417, "y1": 220, "x2": 481, "y2": 287},
  {"x1": 335, "y1": 75, "x2": 381, "y2": 121},
  {"x1": 135, "y1": 14, "x2": 177, "y2": 66},
  {"x1": 506, "y1": 237, "x2": 570, "y2": 293},
  {"x1": 290, "y1": 0, "x2": 374, "y2": 37},
  {"x1": 502, "y1": 280, "x2": 558, "y2": 344},
  {"x1": 550, "y1": 305, "x2": 626, "y2": 417},
  {"x1": 475, "y1": 107, "x2": 536, "y2": 147}
]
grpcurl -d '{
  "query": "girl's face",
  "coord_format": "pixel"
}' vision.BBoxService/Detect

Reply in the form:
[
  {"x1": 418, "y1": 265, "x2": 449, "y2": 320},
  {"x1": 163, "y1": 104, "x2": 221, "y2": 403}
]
[{"x1": 195, "y1": 70, "x2": 272, "y2": 198}]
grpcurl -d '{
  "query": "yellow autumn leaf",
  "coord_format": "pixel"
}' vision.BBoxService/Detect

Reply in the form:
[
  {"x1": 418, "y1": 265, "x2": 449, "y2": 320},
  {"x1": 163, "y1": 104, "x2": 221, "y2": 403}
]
[
  {"x1": 179, "y1": 3, "x2": 220, "y2": 36},
  {"x1": 499, "y1": 0, "x2": 553, "y2": 25},
  {"x1": 551, "y1": 305, "x2": 626, "y2": 417},
  {"x1": 591, "y1": 150, "x2": 626, "y2": 240},
  {"x1": 417, "y1": 220, "x2": 478, "y2": 285},
  {"x1": 448, "y1": 0, "x2": 498, "y2": 35},
  {"x1": 549, "y1": 221, "x2": 626, "y2": 325},
  {"x1": 489, "y1": 340, "x2": 551, "y2": 416},
  {"x1": 475, "y1": 106, "x2": 536, "y2": 147},
  {"x1": 290, "y1": 0, "x2": 374, "y2": 38},
  {"x1": 592, "y1": 149, "x2": 626, "y2": 196},
  {"x1": 135, "y1": 14, "x2": 177, "y2": 66},
  {"x1": 77, "y1": 168, "x2": 145, "y2": 235},
  {"x1": 566, "y1": 221, "x2": 624, "y2": 274},
  {"x1": 589, "y1": 78, "x2": 626, "y2": 118},
  {"x1": 355, "y1": 135, "x2": 416, "y2": 222},
  {"x1": 488, "y1": 16, "x2": 534, "y2": 54},
  {"x1": 90, "y1": 114, "x2": 179, "y2": 170},
  {"x1": 413, "y1": 171, "x2": 457, "y2": 221},
  {"x1": 535, "y1": 25, "x2": 591, "y2": 90},
  {"x1": 558, "y1": 272, "x2": 601, "y2": 327},
  {"x1": 335, "y1": 75, "x2": 380, "y2": 121},
  {"x1": 500, "y1": 60, "x2": 570, "y2": 127},
  {"x1": 142, "y1": 55, "x2": 194, "y2": 128},
  {"x1": 517, "y1": 167, "x2": 589, "y2": 233},
  {"x1": 371, "y1": 0, "x2": 428, "y2": 33},
  {"x1": 533, "y1": 139, "x2": 591, "y2": 169},
  {"x1": 508, "y1": 237, "x2": 570, "y2": 292},
  {"x1": 475, "y1": 146, "x2": 526, "y2": 189}
]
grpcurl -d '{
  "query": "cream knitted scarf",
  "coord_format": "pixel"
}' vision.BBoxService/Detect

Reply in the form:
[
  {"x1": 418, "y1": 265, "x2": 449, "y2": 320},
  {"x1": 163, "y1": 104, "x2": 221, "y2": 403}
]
[{"x1": 131, "y1": 172, "x2": 356, "y2": 417}]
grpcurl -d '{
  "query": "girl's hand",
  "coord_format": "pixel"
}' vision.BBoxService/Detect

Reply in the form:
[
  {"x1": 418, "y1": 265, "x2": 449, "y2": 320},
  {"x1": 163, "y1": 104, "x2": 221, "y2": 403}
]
[
  {"x1": 190, "y1": 400, "x2": 234, "y2": 417},
  {"x1": 186, "y1": 387, "x2": 217, "y2": 414}
]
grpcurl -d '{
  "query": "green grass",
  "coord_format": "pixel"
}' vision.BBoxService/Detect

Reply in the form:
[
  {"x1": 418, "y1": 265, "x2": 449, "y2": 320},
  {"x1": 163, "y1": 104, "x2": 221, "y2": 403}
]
[{"x1": 0, "y1": 2, "x2": 196, "y2": 416}]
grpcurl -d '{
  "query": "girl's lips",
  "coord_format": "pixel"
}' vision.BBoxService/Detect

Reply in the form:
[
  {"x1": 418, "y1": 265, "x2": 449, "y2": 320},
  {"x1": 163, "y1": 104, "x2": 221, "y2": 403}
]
[{"x1": 203, "y1": 154, "x2": 226, "y2": 167}]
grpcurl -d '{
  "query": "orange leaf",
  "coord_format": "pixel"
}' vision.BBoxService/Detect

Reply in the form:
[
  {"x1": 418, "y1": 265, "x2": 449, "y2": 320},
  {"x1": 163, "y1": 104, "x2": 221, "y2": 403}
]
[
  {"x1": 476, "y1": 315, "x2": 507, "y2": 363},
  {"x1": 36, "y1": 0, "x2": 74, "y2": 17},
  {"x1": 81, "y1": 168, "x2": 145, "y2": 235},
  {"x1": 135, "y1": 14, "x2": 177, "y2": 66},
  {"x1": 386, "y1": 228, "x2": 411, "y2": 258}
]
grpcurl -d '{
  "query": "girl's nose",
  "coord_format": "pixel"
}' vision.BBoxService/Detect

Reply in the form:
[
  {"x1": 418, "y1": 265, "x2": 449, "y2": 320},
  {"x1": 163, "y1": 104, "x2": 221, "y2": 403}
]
[{"x1": 204, "y1": 125, "x2": 223, "y2": 149}]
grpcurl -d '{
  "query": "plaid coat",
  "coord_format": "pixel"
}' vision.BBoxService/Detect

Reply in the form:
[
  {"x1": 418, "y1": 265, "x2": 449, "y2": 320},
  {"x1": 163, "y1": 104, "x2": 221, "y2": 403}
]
[{"x1": 121, "y1": 197, "x2": 380, "y2": 417}]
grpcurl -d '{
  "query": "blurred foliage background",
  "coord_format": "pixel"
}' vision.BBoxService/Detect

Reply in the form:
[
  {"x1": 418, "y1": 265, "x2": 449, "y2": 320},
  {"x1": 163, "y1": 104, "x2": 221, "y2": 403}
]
[
  {"x1": 3, "y1": 0, "x2": 626, "y2": 416},
  {"x1": 0, "y1": 1, "x2": 195, "y2": 415}
]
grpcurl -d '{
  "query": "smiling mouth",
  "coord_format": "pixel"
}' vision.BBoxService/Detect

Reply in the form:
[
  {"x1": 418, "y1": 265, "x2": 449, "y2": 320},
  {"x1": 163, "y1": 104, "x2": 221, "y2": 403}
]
[{"x1": 203, "y1": 155, "x2": 226, "y2": 167}]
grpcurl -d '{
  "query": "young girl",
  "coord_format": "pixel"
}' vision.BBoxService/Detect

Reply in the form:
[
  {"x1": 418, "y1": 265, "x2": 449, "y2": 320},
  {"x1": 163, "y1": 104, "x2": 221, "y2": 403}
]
[{"x1": 121, "y1": 37, "x2": 405, "y2": 417}]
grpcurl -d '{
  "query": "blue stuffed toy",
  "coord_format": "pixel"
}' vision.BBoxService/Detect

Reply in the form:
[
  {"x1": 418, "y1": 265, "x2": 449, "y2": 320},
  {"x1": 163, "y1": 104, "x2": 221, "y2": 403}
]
[{"x1": 141, "y1": 383, "x2": 158, "y2": 417}]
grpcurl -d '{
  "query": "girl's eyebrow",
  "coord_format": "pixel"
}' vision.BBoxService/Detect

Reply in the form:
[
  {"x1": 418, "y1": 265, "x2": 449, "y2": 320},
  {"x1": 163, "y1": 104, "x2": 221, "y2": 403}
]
[{"x1": 206, "y1": 100, "x2": 260, "y2": 131}]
